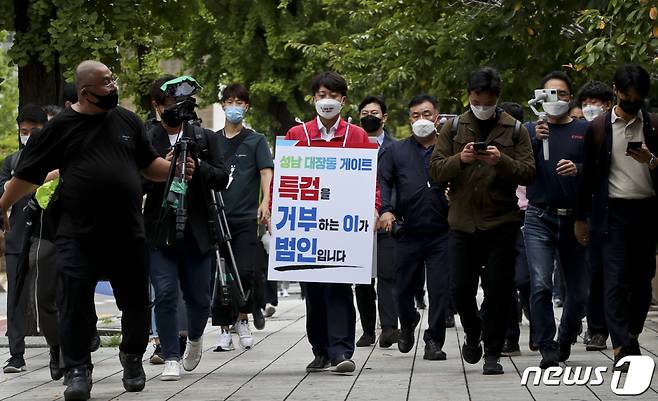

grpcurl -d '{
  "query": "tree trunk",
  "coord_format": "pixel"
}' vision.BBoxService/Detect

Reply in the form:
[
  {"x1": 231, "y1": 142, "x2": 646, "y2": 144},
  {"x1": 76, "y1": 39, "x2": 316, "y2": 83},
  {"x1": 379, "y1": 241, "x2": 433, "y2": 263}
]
[{"x1": 14, "y1": 0, "x2": 64, "y2": 107}]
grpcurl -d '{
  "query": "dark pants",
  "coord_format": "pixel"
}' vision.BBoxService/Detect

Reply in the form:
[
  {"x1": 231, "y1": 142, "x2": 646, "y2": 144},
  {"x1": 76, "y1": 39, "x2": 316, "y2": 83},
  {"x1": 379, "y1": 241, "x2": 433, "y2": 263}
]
[
  {"x1": 212, "y1": 219, "x2": 256, "y2": 324},
  {"x1": 5, "y1": 237, "x2": 61, "y2": 357},
  {"x1": 506, "y1": 227, "x2": 531, "y2": 343},
  {"x1": 524, "y1": 206, "x2": 589, "y2": 348},
  {"x1": 586, "y1": 241, "x2": 608, "y2": 338},
  {"x1": 304, "y1": 282, "x2": 356, "y2": 362},
  {"x1": 355, "y1": 233, "x2": 399, "y2": 333},
  {"x1": 149, "y1": 243, "x2": 212, "y2": 361},
  {"x1": 252, "y1": 239, "x2": 269, "y2": 310},
  {"x1": 451, "y1": 224, "x2": 518, "y2": 358},
  {"x1": 56, "y1": 237, "x2": 149, "y2": 370},
  {"x1": 395, "y1": 231, "x2": 449, "y2": 346},
  {"x1": 601, "y1": 198, "x2": 657, "y2": 349}
]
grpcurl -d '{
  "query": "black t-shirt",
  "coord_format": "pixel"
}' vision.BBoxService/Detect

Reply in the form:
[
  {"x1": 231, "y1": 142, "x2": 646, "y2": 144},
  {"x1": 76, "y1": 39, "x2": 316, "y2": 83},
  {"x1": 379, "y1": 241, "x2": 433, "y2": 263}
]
[
  {"x1": 217, "y1": 128, "x2": 273, "y2": 221},
  {"x1": 14, "y1": 106, "x2": 158, "y2": 239}
]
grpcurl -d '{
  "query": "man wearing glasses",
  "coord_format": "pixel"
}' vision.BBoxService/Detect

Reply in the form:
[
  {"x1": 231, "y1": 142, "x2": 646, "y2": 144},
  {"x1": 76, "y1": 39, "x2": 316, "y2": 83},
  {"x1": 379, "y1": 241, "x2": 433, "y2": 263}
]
[
  {"x1": 0, "y1": 60, "x2": 192, "y2": 401},
  {"x1": 523, "y1": 71, "x2": 589, "y2": 369}
]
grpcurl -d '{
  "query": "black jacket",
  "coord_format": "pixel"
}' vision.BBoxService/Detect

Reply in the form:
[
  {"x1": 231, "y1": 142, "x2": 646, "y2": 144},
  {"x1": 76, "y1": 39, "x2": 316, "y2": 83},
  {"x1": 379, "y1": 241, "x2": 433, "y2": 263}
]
[
  {"x1": 0, "y1": 151, "x2": 30, "y2": 255},
  {"x1": 575, "y1": 109, "x2": 658, "y2": 239},
  {"x1": 143, "y1": 124, "x2": 229, "y2": 253},
  {"x1": 379, "y1": 136, "x2": 449, "y2": 234}
]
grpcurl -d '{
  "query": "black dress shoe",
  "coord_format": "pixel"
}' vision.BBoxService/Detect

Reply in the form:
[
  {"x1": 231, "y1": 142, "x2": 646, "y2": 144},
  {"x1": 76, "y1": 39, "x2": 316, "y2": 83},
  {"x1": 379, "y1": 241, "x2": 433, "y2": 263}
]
[
  {"x1": 356, "y1": 332, "x2": 376, "y2": 347},
  {"x1": 423, "y1": 339, "x2": 447, "y2": 360},
  {"x1": 398, "y1": 312, "x2": 420, "y2": 353},
  {"x1": 586, "y1": 334, "x2": 607, "y2": 351},
  {"x1": 119, "y1": 352, "x2": 145, "y2": 392},
  {"x1": 539, "y1": 344, "x2": 559, "y2": 369},
  {"x1": 89, "y1": 332, "x2": 101, "y2": 353},
  {"x1": 461, "y1": 335, "x2": 482, "y2": 364},
  {"x1": 379, "y1": 328, "x2": 399, "y2": 348},
  {"x1": 613, "y1": 348, "x2": 633, "y2": 372},
  {"x1": 482, "y1": 355, "x2": 504, "y2": 375},
  {"x1": 63, "y1": 367, "x2": 92, "y2": 401},
  {"x1": 501, "y1": 339, "x2": 521, "y2": 357},
  {"x1": 49, "y1": 346, "x2": 63, "y2": 380},
  {"x1": 445, "y1": 314, "x2": 455, "y2": 328},
  {"x1": 253, "y1": 307, "x2": 266, "y2": 330},
  {"x1": 306, "y1": 355, "x2": 330, "y2": 372}
]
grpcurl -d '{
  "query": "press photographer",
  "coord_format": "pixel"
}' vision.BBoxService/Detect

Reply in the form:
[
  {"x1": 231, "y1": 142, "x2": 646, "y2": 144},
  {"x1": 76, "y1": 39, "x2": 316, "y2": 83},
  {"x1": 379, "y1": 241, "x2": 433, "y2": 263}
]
[{"x1": 143, "y1": 75, "x2": 229, "y2": 381}]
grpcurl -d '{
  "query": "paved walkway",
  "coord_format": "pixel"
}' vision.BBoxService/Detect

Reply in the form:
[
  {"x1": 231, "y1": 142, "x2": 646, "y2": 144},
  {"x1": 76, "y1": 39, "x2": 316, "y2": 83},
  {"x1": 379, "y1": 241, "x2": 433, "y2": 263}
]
[{"x1": 1, "y1": 295, "x2": 658, "y2": 401}]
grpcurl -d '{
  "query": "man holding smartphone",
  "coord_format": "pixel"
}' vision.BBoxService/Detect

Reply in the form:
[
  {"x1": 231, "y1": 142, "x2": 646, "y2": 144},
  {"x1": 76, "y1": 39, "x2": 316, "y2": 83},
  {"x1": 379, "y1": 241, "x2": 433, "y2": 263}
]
[
  {"x1": 430, "y1": 67, "x2": 535, "y2": 375},
  {"x1": 575, "y1": 64, "x2": 658, "y2": 371},
  {"x1": 523, "y1": 71, "x2": 589, "y2": 369}
]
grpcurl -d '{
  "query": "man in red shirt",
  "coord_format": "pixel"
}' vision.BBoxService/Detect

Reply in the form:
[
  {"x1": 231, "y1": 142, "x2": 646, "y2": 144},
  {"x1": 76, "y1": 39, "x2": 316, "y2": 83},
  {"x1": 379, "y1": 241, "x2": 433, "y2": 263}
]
[{"x1": 284, "y1": 72, "x2": 370, "y2": 374}]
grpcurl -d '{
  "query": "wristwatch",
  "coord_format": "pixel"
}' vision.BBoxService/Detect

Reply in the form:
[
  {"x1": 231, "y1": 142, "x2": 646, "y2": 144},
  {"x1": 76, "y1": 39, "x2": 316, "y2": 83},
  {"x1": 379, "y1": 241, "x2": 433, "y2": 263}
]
[{"x1": 649, "y1": 154, "x2": 657, "y2": 169}]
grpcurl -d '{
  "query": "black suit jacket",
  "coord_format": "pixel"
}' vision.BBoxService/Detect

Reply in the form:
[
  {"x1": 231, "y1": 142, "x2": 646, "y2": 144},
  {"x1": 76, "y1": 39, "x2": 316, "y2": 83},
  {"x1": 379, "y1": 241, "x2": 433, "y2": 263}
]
[
  {"x1": 143, "y1": 124, "x2": 229, "y2": 254},
  {"x1": 576, "y1": 109, "x2": 658, "y2": 239}
]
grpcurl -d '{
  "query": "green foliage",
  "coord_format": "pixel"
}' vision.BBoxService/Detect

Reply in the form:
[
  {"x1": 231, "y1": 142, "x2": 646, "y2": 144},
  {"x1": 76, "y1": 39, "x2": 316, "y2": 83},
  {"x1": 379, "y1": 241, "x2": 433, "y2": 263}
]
[
  {"x1": 0, "y1": 30, "x2": 19, "y2": 163},
  {"x1": 574, "y1": 0, "x2": 658, "y2": 82}
]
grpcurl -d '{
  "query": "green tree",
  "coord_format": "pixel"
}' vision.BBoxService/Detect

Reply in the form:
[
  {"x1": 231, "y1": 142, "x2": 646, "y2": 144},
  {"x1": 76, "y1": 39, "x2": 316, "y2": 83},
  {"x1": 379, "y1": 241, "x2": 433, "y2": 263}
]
[
  {"x1": 0, "y1": 29, "x2": 19, "y2": 162},
  {"x1": 573, "y1": 0, "x2": 658, "y2": 83}
]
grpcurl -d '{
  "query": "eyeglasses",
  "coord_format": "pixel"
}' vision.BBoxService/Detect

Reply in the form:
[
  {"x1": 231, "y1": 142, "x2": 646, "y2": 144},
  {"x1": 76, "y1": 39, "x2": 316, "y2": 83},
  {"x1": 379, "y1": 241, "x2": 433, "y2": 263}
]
[{"x1": 84, "y1": 75, "x2": 119, "y2": 89}]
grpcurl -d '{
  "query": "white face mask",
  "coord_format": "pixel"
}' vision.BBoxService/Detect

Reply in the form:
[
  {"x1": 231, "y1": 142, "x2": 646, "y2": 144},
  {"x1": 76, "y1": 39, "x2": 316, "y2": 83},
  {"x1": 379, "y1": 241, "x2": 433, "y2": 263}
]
[
  {"x1": 470, "y1": 104, "x2": 497, "y2": 120},
  {"x1": 315, "y1": 98, "x2": 342, "y2": 119},
  {"x1": 542, "y1": 100, "x2": 570, "y2": 118},
  {"x1": 411, "y1": 119, "x2": 436, "y2": 138},
  {"x1": 582, "y1": 104, "x2": 604, "y2": 122},
  {"x1": 19, "y1": 134, "x2": 30, "y2": 146}
]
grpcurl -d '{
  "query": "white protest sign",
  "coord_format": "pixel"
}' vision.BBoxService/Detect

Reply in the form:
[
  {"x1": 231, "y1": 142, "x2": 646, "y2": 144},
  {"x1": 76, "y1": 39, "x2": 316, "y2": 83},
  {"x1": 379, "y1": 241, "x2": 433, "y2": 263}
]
[{"x1": 268, "y1": 139, "x2": 378, "y2": 284}]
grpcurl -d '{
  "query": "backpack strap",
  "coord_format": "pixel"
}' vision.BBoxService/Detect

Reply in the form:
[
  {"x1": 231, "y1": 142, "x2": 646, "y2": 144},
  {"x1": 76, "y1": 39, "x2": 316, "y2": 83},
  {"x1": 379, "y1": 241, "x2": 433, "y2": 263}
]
[
  {"x1": 513, "y1": 120, "x2": 521, "y2": 143},
  {"x1": 450, "y1": 116, "x2": 460, "y2": 139}
]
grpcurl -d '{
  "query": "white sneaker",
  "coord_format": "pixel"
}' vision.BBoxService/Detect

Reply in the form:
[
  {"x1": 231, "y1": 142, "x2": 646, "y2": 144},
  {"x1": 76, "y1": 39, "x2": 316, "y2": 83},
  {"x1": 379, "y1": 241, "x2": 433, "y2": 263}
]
[
  {"x1": 182, "y1": 338, "x2": 203, "y2": 372},
  {"x1": 213, "y1": 330, "x2": 235, "y2": 352},
  {"x1": 264, "y1": 303, "x2": 276, "y2": 318},
  {"x1": 236, "y1": 320, "x2": 253, "y2": 349},
  {"x1": 161, "y1": 360, "x2": 181, "y2": 381},
  {"x1": 282, "y1": 289, "x2": 290, "y2": 297}
]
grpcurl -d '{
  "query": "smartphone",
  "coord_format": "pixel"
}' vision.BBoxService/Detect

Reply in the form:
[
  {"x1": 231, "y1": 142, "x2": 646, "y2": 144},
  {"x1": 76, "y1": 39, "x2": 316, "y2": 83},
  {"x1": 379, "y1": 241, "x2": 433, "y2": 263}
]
[
  {"x1": 473, "y1": 142, "x2": 488, "y2": 154},
  {"x1": 626, "y1": 141, "x2": 643, "y2": 152}
]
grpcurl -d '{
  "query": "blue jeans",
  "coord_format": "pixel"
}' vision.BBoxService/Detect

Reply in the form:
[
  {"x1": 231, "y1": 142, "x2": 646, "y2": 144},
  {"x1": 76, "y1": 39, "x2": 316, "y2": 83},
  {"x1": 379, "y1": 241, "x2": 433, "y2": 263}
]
[
  {"x1": 524, "y1": 205, "x2": 589, "y2": 348},
  {"x1": 150, "y1": 245, "x2": 212, "y2": 361}
]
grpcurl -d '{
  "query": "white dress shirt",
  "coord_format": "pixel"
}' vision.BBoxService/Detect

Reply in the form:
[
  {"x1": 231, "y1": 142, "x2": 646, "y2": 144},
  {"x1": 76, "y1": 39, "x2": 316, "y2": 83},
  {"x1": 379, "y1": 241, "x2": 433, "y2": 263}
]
[
  {"x1": 316, "y1": 116, "x2": 340, "y2": 142},
  {"x1": 608, "y1": 107, "x2": 655, "y2": 199}
]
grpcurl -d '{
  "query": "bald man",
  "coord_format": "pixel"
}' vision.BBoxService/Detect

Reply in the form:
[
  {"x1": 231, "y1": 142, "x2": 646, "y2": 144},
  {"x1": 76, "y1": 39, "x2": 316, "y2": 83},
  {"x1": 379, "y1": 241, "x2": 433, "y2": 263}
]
[{"x1": 0, "y1": 60, "x2": 193, "y2": 401}]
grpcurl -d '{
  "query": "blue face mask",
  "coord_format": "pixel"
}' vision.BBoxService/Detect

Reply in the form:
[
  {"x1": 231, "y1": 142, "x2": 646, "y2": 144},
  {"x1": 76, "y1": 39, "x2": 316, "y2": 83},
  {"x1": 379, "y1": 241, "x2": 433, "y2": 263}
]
[{"x1": 224, "y1": 106, "x2": 245, "y2": 124}]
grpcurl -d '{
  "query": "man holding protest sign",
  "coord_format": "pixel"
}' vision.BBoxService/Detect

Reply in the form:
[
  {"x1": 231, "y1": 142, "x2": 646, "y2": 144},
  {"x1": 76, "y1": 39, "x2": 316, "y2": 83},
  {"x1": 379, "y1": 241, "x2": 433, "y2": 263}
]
[{"x1": 277, "y1": 72, "x2": 376, "y2": 374}]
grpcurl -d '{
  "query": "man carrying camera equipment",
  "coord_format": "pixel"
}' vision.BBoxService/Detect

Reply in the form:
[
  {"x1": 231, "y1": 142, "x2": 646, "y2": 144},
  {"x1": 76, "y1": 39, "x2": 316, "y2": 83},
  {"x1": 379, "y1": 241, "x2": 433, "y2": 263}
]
[
  {"x1": 283, "y1": 71, "x2": 375, "y2": 374},
  {"x1": 575, "y1": 64, "x2": 658, "y2": 371},
  {"x1": 574, "y1": 80, "x2": 614, "y2": 351},
  {"x1": 1, "y1": 105, "x2": 52, "y2": 375},
  {"x1": 524, "y1": 71, "x2": 589, "y2": 369},
  {"x1": 378, "y1": 94, "x2": 450, "y2": 361},
  {"x1": 354, "y1": 96, "x2": 399, "y2": 348},
  {"x1": 430, "y1": 67, "x2": 535, "y2": 375},
  {"x1": 143, "y1": 75, "x2": 229, "y2": 381},
  {"x1": 212, "y1": 83, "x2": 273, "y2": 351},
  {"x1": 0, "y1": 60, "x2": 194, "y2": 401}
]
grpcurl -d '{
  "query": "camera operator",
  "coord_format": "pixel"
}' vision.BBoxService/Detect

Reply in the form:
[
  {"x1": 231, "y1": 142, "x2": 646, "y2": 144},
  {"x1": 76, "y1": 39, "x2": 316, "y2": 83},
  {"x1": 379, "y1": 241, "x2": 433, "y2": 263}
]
[
  {"x1": 524, "y1": 71, "x2": 589, "y2": 369},
  {"x1": 575, "y1": 64, "x2": 658, "y2": 371},
  {"x1": 0, "y1": 60, "x2": 194, "y2": 401},
  {"x1": 212, "y1": 83, "x2": 273, "y2": 352},
  {"x1": 430, "y1": 67, "x2": 535, "y2": 375},
  {"x1": 378, "y1": 94, "x2": 451, "y2": 361},
  {"x1": 143, "y1": 76, "x2": 229, "y2": 381}
]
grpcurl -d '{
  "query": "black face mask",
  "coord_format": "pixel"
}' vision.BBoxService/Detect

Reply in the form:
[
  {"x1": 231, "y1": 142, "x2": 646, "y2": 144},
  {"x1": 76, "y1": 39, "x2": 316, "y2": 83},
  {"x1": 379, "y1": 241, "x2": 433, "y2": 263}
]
[
  {"x1": 361, "y1": 115, "x2": 383, "y2": 133},
  {"x1": 618, "y1": 98, "x2": 644, "y2": 115},
  {"x1": 87, "y1": 89, "x2": 119, "y2": 110},
  {"x1": 161, "y1": 106, "x2": 182, "y2": 128}
]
